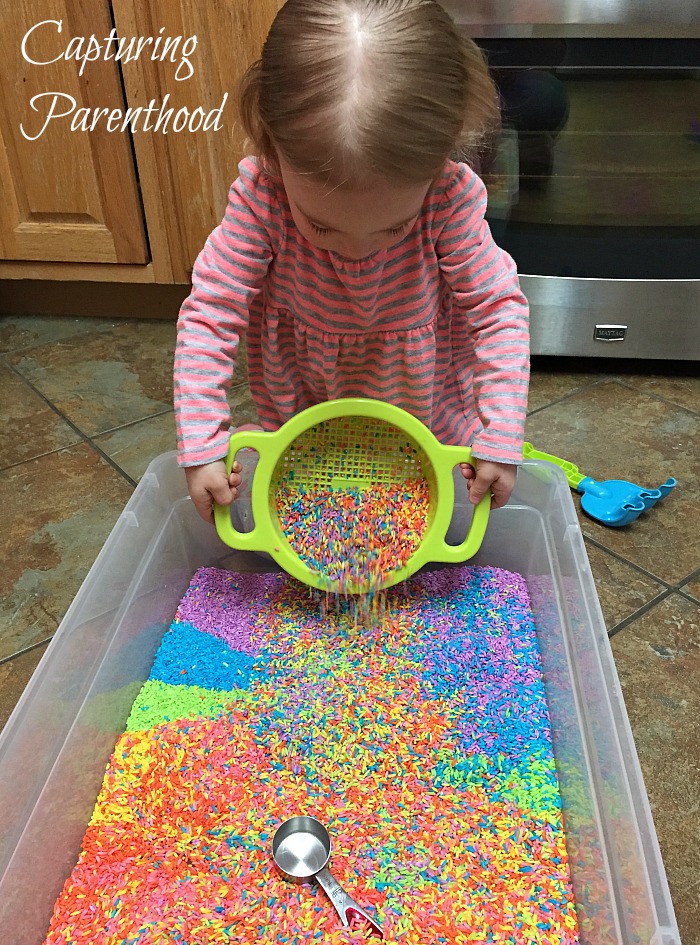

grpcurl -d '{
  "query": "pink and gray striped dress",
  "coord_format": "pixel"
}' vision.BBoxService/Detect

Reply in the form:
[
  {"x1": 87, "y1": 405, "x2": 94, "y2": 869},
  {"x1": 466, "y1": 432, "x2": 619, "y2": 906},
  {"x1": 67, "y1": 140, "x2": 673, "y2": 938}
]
[{"x1": 174, "y1": 157, "x2": 529, "y2": 467}]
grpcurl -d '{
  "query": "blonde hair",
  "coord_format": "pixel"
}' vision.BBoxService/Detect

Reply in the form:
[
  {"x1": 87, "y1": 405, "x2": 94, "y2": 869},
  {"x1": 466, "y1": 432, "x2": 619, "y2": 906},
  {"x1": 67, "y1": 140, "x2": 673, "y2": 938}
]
[{"x1": 239, "y1": 0, "x2": 499, "y2": 186}]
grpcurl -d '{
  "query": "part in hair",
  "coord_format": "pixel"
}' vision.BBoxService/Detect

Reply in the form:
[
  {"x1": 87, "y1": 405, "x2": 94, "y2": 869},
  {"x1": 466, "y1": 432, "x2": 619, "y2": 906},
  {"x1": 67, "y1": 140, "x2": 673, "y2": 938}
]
[{"x1": 239, "y1": 0, "x2": 499, "y2": 186}]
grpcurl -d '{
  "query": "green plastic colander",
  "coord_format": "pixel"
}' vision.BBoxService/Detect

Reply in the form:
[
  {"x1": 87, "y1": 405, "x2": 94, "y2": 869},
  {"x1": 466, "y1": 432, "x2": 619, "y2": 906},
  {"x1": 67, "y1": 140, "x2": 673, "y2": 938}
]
[{"x1": 214, "y1": 398, "x2": 490, "y2": 593}]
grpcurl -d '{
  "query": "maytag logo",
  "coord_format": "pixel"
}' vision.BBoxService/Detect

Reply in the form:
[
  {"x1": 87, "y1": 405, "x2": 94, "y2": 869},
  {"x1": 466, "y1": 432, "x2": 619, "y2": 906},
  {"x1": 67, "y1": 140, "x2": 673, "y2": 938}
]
[{"x1": 594, "y1": 325, "x2": 627, "y2": 343}]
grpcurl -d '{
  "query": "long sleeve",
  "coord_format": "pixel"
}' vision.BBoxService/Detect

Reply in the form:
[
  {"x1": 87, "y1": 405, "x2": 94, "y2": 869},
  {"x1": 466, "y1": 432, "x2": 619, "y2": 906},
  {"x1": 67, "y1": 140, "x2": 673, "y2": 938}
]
[
  {"x1": 436, "y1": 165, "x2": 530, "y2": 464},
  {"x1": 174, "y1": 160, "x2": 276, "y2": 466}
]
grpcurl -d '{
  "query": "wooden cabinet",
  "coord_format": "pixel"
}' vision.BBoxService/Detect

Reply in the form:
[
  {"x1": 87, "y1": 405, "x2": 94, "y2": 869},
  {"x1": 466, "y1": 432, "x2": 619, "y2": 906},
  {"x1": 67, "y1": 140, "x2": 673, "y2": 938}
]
[
  {"x1": 0, "y1": 1, "x2": 148, "y2": 265},
  {"x1": 0, "y1": 0, "x2": 282, "y2": 286}
]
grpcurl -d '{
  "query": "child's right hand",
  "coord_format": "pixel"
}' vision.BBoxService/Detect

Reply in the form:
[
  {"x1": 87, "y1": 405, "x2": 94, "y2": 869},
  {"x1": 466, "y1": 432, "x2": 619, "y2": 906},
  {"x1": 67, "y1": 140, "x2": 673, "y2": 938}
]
[
  {"x1": 185, "y1": 459, "x2": 243, "y2": 524},
  {"x1": 184, "y1": 424, "x2": 264, "y2": 523}
]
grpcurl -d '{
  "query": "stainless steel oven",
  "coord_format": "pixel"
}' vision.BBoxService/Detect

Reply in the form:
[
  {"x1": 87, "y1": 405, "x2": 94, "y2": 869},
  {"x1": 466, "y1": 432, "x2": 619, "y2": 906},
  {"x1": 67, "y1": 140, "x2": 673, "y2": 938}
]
[{"x1": 444, "y1": 1, "x2": 700, "y2": 359}]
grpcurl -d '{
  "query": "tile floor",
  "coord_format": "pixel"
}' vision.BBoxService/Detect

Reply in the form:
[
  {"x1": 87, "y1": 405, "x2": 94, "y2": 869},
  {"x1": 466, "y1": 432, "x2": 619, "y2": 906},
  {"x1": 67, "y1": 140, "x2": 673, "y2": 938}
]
[{"x1": 0, "y1": 314, "x2": 698, "y2": 943}]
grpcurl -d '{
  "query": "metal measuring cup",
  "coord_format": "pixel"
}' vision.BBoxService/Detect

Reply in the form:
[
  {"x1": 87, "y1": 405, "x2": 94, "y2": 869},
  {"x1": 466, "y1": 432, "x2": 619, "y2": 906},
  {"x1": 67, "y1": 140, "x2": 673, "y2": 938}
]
[{"x1": 272, "y1": 816, "x2": 383, "y2": 938}]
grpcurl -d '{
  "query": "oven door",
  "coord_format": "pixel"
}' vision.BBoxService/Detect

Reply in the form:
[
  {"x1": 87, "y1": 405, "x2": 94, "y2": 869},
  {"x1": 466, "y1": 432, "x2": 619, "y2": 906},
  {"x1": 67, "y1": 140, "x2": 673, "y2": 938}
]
[{"x1": 447, "y1": 2, "x2": 700, "y2": 358}]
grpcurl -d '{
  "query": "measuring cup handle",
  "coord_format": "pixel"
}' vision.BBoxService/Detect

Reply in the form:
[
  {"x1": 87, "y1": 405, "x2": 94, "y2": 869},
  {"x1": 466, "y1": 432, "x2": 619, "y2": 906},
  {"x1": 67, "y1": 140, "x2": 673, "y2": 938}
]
[
  {"x1": 213, "y1": 429, "x2": 273, "y2": 551},
  {"x1": 315, "y1": 867, "x2": 383, "y2": 938}
]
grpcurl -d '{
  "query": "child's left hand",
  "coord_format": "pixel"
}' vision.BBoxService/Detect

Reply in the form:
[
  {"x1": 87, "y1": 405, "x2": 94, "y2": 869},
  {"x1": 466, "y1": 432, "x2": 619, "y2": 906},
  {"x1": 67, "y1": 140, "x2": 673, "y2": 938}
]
[{"x1": 460, "y1": 460, "x2": 517, "y2": 510}]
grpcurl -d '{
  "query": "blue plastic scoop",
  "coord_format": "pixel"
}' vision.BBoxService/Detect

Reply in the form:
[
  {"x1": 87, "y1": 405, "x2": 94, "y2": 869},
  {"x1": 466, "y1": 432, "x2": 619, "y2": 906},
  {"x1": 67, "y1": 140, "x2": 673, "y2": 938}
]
[{"x1": 523, "y1": 443, "x2": 677, "y2": 527}]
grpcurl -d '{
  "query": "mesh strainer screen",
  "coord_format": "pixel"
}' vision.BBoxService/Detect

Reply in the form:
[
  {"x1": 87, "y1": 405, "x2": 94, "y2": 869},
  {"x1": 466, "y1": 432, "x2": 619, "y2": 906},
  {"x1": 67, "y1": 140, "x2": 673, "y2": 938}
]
[{"x1": 271, "y1": 415, "x2": 430, "y2": 494}]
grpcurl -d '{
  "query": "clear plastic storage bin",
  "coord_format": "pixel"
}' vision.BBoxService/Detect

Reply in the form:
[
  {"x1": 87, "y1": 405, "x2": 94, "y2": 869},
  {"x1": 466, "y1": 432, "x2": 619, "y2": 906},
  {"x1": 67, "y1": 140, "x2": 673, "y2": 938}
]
[{"x1": 0, "y1": 452, "x2": 681, "y2": 945}]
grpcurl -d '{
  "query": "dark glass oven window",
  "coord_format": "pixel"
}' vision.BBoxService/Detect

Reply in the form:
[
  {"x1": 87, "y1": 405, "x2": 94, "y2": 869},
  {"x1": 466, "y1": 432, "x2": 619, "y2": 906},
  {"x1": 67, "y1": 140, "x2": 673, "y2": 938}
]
[{"x1": 475, "y1": 39, "x2": 700, "y2": 280}]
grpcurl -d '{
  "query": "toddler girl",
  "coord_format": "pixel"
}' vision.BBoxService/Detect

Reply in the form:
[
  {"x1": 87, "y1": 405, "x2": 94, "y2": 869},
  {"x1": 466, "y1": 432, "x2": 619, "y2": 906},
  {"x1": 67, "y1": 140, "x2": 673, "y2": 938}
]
[{"x1": 174, "y1": 0, "x2": 529, "y2": 525}]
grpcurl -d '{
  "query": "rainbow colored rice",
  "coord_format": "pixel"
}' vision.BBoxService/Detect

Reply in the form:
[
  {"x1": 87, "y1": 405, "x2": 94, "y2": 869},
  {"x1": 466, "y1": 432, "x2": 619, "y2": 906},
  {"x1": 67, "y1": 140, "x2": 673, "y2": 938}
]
[
  {"x1": 43, "y1": 565, "x2": 580, "y2": 944},
  {"x1": 276, "y1": 481, "x2": 430, "y2": 589}
]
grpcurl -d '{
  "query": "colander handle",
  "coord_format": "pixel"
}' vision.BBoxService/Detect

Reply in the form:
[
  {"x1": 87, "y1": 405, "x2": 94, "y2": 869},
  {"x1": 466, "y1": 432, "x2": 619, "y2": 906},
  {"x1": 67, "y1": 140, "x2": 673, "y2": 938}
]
[
  {"x1": 428, "y1": 445, "x2": 491, "y2": 563},
  {"x1": 213, "y1": 429, "x2": 278, "y2": 551}
]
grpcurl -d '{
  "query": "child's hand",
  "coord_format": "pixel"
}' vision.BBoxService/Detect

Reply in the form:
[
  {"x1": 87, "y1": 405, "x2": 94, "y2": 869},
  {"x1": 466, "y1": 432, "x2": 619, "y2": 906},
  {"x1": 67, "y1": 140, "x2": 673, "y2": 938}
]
[
  {"x1": 184, "y1": 424, "x2": 264, "y2": 523},
  {"x1": 460, "y1": 460, "x2": 517, "y2": 510},
  {"x1": 185, "y1": 460, "x2": 243, "y2": 524}
]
